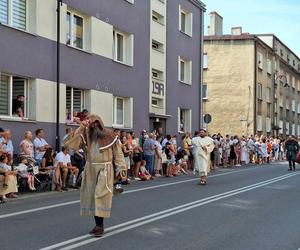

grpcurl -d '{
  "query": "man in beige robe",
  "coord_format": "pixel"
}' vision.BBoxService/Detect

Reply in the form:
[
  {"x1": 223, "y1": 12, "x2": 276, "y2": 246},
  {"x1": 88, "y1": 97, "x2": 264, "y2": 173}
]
[
  {"x1": 192, "y1": 129, "x2": 215, "y2": 185},
  {"x1": 64, "y1": 114, "x2": 126, "y2": 237}
]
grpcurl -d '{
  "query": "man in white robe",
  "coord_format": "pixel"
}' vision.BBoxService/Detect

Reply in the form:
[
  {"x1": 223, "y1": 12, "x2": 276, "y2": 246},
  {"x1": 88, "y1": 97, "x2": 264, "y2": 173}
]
[{"x1": 192, "y1": 129, "x2": 215, "y2": 185}]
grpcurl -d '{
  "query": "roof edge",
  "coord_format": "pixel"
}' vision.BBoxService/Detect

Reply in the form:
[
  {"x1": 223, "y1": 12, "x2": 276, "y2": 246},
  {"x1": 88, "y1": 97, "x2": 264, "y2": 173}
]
[{"x1": 188, "y1": 0, "x2": 206, "y2": 11}]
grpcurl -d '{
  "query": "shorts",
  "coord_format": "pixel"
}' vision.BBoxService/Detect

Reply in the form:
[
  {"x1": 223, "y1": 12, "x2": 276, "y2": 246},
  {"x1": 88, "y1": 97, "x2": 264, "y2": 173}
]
[
  {"x1": 124, "y1": 156, "x2": 131, "y2": 169},
  {"x1": 133, "y1": 153, "x2": 143, "y2": 163}
]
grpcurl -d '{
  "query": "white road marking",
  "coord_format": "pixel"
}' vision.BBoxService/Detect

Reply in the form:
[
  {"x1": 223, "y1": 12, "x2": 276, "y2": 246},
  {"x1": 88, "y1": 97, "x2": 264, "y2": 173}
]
[
  {"x1": 0, "y1": 167, "x2": 257, "y2": 219},
  {"x1": 39, "y1": 172, "x2": 300, "y2": 250}
]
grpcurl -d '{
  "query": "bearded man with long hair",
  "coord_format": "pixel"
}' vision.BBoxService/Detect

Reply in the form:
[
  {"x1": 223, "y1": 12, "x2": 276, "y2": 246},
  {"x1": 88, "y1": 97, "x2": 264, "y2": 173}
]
[{"x1": 64, "y1": 114, "x2": 126, "y2": 237}]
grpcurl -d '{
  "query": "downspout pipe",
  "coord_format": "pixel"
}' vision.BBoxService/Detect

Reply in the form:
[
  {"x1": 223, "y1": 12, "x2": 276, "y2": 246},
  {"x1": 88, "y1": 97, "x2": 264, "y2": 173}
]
[{"x1": 253, "y1": 40, "x2": 257, "y2": 135}]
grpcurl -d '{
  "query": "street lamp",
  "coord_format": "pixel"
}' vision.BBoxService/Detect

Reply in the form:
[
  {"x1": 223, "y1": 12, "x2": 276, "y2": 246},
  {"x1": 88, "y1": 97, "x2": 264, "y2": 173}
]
[{"x1": 56, "y1": 0, "x2": 63, "y2": 152}]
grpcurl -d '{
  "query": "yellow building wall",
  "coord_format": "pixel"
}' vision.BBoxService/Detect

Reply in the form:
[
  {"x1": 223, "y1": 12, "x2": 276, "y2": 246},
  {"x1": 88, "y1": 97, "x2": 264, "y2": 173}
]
[{"x1": 203, "y1": 40, "x2": 255, "y2": 136}]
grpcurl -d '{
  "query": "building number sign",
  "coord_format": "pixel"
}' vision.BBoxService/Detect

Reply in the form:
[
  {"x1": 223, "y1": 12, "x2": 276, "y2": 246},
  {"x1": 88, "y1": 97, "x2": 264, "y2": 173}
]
[{"x1": 152, "y1": 81, "x2": 164, "y2": 96}]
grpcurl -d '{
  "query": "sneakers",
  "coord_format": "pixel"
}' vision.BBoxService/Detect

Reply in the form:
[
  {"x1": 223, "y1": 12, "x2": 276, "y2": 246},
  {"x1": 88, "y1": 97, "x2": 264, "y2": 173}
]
[{"x1": 134, "y1": 177, "x2": 141, "y2": 181}]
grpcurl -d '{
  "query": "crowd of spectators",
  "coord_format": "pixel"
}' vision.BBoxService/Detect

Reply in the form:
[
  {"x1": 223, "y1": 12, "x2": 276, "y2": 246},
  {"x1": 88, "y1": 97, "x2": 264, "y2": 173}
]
[{"x1": 0, "y1": 117, "x2": 298, "y2": 204}]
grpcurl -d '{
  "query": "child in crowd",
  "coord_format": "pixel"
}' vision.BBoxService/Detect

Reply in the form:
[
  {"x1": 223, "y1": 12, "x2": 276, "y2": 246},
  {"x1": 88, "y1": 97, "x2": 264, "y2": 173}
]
[
  {"x1": 16, "y1": 157, "x2": 36, "y2": 191},
  {"x1": 0, "y1": 154, "x2": 14, "y2": 188},
  {"x1": 138, "y1": 160, "x2": 152, "y2": 181}
]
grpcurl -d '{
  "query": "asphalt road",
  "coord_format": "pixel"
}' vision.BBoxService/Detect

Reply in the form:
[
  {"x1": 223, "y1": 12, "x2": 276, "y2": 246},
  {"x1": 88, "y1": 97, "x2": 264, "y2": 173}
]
[{"x1": 1, "y1": 162, "x2": 300, "y2": 250}]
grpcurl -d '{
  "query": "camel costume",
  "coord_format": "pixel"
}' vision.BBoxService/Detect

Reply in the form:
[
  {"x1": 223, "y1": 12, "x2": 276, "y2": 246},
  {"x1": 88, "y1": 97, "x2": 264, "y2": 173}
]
[{"x1": 64, "y1": 114, "x2": 126, "y2": 218}]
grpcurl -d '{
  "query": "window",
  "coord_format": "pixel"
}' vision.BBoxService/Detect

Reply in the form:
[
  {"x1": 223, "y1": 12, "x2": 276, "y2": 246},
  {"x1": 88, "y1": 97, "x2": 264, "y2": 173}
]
[
  {"x1": 152, "y1": 40, "x2": 164, "y2": 53},
  {"x1": 178, "y1": 56, "x2": 192, "y2": 84},
  {"x1": 257, "y1": 100, "x2": 262, "y2": 115},
  {"x1": 267, "y1": 103, "x2": 271, "y2": 117},
  {"x1": 66, "y1": 11, "x2": 84, "y2": 49},
  {"x1": 178, "y1": 108, "x2": 192, "y2": 133},
  {"x1": 179, "y1": 6, "x2": 193, "y2": 36},
  {"x1": 266, "y1": 117, "x2": 271, "y2": 132},
  {"x1": 180, "y1": 60, "x2": 185, "y2": 82},
  {"x1": 292, "y1": 100, "x2": 296, "y2": 112},
  {"x1": 116, "y1": 33, "x2": 124, "y2": 62},
  {"x1": 113, "y1": 97, "x2": 124, "y2": 127},
  {"x1": 202, "y1": 84, "x2": 208, "y2": 100},
  {"x1": 286, "y1": 122, "x2": 290, "y2": 135},
  {"x1": 279, "y1": 107, "x2": 283, "y2": 120},
  {"x1": 267, "y1": 59, "x2": 272, "y2": 74},
  {"x1": 113, "y1": 29, "x2": 134, "y2": 66},
  {"x1": 266, "y1": 87, "x2": 271, "y2": 103},
  {"x1": 257, "y1": 115, "x2": 262, "y2": 132},
  {"x1": 292, "y1": 76, "x2": 295, "y2": 88},
  {"x1": 286, "y1": 98, "x2": 290, "y2": 110},
  {"x1": 0, "y1": 0, "x2": 26, "y2": 30},
  {"x1": 180, "y1": 12, "x2": 186, "y2": 33},
  {"x1": 152, "y1": 69, "x2": 163, "y2": 80},
  {"x1": 257, "y1": 52, "x2": 263, "y2": 70},
  {"x1": 257, "y1": 83, "x2": 262, "y2": 100},
  {"x1": 0, "y1": 74, "x2": 28, "y2": 118},
  {"x1": 66, "y1": 86, "x2": 86, "y2": 123},
  {"x1": 203, "y1": 53, "x2": 208, "y2": 69},
  {"x1": 113, "y1": 97, "x2": 133, "y2": 128},
  {"x1": 152, "y1": 11, "x2": 164, "y2": 25},
  {"x1": 151, "y1": 97, "x2": 163, "y2": 109}
]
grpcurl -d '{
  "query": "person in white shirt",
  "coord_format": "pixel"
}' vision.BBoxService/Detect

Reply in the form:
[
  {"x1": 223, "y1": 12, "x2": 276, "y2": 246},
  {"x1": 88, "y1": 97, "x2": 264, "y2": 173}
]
[
  {"x1": 55, "y1": 146, "x2": 79, "y2": 191},
  {"x1": 33, "y1": 129, "x2": 51, "y2": 166}
]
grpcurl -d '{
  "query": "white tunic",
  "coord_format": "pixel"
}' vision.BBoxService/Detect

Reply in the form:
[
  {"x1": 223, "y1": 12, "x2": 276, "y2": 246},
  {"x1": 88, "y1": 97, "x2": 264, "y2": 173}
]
[{"x1": 192, "y1": 136, "x2": 215, "y2": 176}]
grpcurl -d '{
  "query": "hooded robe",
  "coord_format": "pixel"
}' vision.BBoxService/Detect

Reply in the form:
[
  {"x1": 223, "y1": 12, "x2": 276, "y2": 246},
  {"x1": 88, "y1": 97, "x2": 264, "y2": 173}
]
[{"x1": 64, "y1": 114, "x2": 126, "y2": 218}]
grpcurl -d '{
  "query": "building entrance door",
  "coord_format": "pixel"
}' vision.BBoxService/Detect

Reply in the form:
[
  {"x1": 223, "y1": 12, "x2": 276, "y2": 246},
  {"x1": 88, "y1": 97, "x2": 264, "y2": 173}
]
[{"x1": 149, "y1": 117, "x2": 166, "y2": 135}]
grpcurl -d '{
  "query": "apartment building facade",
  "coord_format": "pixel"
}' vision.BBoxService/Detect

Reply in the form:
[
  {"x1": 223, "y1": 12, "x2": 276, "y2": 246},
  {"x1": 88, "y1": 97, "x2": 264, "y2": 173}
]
[
  {"x1": 203, "y1": 12, "x2": 300, "y2": 137},
  {"x1": 0, "y1": 0, "x2": 205, "y2": 147}
]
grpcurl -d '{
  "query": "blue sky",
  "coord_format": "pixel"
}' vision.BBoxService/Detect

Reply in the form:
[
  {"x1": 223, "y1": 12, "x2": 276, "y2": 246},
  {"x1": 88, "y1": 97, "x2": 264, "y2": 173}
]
[{"x1": 203, "y1": 0, "x2": 300, "y2": 57}]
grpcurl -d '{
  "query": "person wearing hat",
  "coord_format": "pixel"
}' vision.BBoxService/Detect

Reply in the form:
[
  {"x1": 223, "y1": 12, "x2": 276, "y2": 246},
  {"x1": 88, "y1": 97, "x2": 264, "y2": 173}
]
[
  {"x1": 192, "y1": 129, "x2": 214, "y2": 185},
  {"x1": 64, "y1": 114, "x2": 126, "y2": 237}
]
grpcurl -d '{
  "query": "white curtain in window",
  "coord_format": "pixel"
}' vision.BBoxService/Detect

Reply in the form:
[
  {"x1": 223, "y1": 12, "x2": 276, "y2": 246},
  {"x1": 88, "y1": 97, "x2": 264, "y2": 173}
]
[{"x1": 0, "y1": 0, "x2": 8, "y2": 24}]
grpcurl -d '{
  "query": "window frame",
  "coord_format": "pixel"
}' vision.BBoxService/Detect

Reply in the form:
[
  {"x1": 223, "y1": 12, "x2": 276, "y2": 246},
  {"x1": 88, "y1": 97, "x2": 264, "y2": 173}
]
[
  {"x1": 257, "y1": 52, "x2": 263, "y2": 70},
  {"x1": 0, "y1": 0, "x2": 28, "y2": 31},
  {"x1": 113, "y1": 30, "x2": 126, "y2": 64},
  {"x1": 203, "y1": 53, "x2": 208, "y2": 69},
  {"x1": 66, "y1": 11, "x2": 84, "y2": 50},
  {"x1": 66, "y1": 86, "x2": 85, "y2": 123},
  {"x1": 179, "y1": 5, "x2": 193, "y2": 37},
  {"x1": 178, "y1": 107, "x2": 192, "y2": 133},
  {"x1": 113, "y1": 97, "x2": 125, "y2": 127},
  {"x1": 0, "y1": 73, "x2": 29, "y2": 119},
  {"x1": 202, "y1": 84, "x2": 208, "y2": 100},
  {"x1": 257, "y1": 83, "x2": 263, "y2": 100},
  {"x1": 178, "y1": 56, "x2": 192, "y2": 85}
]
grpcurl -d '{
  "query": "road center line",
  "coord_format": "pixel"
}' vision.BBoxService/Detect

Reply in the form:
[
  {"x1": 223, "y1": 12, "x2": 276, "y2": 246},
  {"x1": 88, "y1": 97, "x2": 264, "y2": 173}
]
[
  {"x1": 0, "y1": 167, "x2": 258, "y2": 219},
  {"x1": 39, "y1": 172, "x2": 299, "y2": 250}
]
